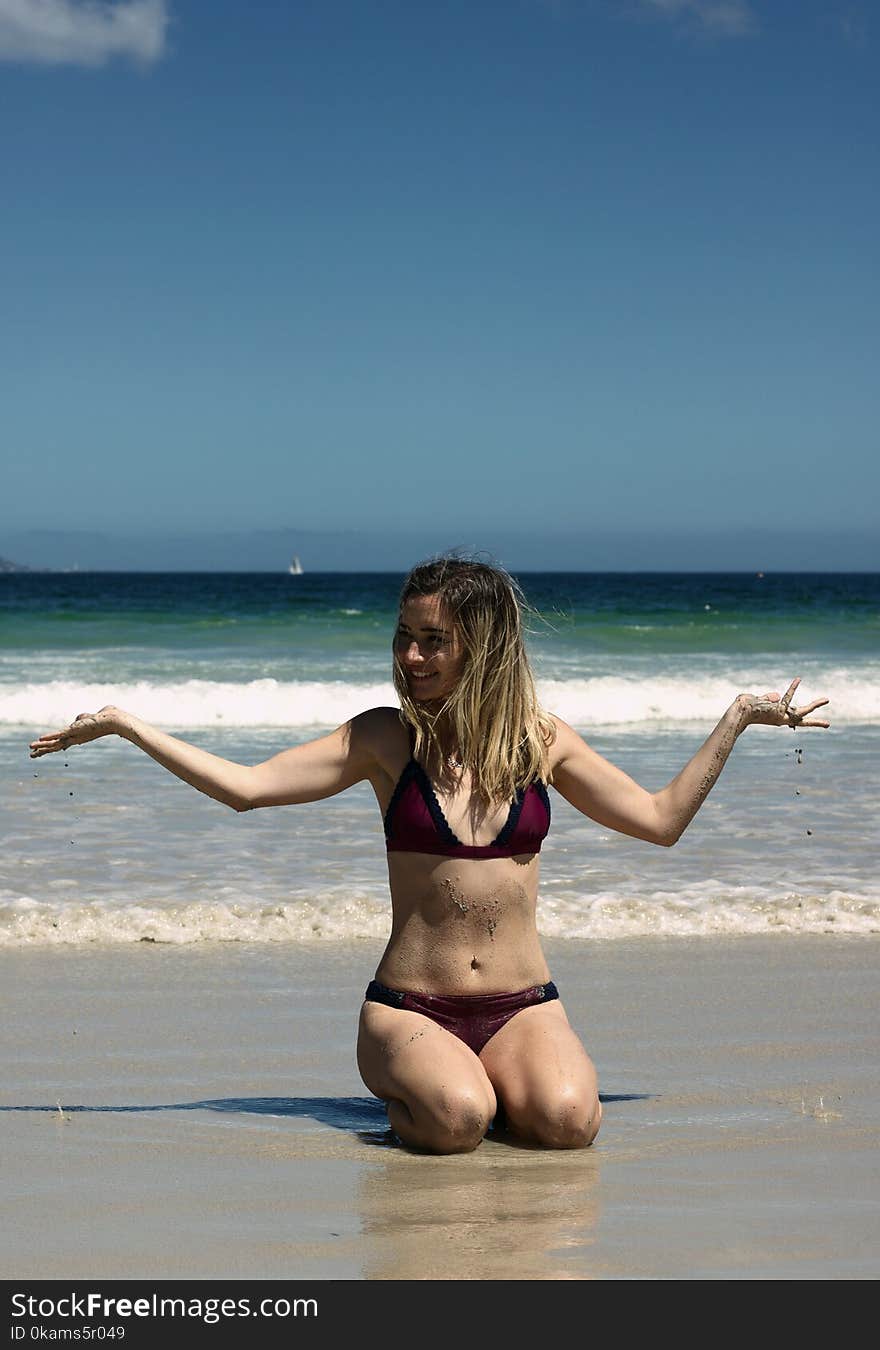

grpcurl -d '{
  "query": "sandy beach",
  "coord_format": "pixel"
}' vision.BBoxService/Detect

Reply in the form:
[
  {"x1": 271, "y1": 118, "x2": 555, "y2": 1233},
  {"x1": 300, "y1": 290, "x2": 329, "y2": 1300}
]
[{"x1": 3, "y1": 934, "x2": 877, "y2": 1282}]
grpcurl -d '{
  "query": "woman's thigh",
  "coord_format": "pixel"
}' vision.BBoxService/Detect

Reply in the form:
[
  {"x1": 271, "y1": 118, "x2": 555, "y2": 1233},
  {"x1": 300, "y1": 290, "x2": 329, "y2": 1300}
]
[
  {"x1": 478, "y1": 999, "x2": 601, "y2": 1148},
  {"x1": 357, "y1": 1000, "x2": 497, "y2": 1153}
]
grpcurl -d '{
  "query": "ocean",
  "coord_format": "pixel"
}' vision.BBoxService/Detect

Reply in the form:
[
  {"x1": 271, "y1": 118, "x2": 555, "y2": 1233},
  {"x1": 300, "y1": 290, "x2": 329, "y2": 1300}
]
[{"x1": 2, "y1": 570, "x2": 878, "y2": 945}]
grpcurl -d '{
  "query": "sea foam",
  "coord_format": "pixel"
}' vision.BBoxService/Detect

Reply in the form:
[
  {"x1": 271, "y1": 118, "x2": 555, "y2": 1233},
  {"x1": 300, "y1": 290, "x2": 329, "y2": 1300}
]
[
  {"x1": 2, "y1": 669, "x2": 877, "y2": 729},
  {"x1": 1, "y1": 883, "x2": 876, "y2": 946}
]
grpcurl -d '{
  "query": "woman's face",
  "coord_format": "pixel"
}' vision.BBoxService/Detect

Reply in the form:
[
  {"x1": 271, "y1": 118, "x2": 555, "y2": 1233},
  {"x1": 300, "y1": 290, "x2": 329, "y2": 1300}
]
[{"x1": 395, "y1": 593, "x2": 465, "y2": 702}]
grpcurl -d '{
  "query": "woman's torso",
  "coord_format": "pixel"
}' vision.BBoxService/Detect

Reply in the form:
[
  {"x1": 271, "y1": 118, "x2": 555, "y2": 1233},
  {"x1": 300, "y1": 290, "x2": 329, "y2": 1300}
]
[{"x1": 367, "y1": 711, "x2": 551, "y2": 995}]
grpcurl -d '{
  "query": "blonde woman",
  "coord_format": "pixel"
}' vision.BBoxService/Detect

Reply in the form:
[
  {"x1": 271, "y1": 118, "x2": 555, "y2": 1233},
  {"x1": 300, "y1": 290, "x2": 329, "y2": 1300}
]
[{"x1": 29, "y1": 557, "x2": 829, "y2": 1154}]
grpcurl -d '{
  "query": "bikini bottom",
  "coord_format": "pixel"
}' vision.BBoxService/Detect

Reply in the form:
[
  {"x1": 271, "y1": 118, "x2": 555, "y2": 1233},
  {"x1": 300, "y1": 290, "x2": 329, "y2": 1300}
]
[{"x1": 364, "y1": 979, "x2": 559, "y2": 1055}]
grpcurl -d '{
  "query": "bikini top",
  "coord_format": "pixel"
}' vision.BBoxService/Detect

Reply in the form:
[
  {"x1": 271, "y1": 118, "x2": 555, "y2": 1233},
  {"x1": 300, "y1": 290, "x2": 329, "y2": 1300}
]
[{"x1": 384, "y1": 755, "x2": 551, "y2": 860}]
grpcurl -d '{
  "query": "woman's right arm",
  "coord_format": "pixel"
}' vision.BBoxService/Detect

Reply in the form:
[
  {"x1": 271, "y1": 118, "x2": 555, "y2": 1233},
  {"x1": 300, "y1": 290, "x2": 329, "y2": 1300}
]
[{"x1": 28, "y1": 706, "x2": 384, "y2": 812}]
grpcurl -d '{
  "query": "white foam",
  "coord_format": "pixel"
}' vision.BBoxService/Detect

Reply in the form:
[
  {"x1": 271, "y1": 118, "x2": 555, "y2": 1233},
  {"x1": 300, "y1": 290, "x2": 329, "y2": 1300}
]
[
  {"x1": 0, "y1": 890, "x2": 392, "y2": 946},
  {"x1": 2, "y1": 669, "x2": 876, "y2": 729},
  {"x1": 1, "y1": 884, "x2": 876, "y2": 946},
  {"x1": 0, "y1": 679, "x2": 398, "y2": 729},
  {"x1": 536, "y1": 671, "x2": 877, "y2": 726},
  {"x1": 537, "y1": 882, "x2": 880, "y2": 938}
]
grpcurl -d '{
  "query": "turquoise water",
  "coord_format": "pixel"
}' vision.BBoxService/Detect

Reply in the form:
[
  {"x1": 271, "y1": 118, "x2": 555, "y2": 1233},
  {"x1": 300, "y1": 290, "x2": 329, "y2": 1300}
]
[
  {"x1": 3, "y1": 570, "x2": 878, "y2": 654},
  {"x1": 2, "y1": 571, "x2": 877, "y2": 719},
  {"x1": 1, "y1": 571, "x2": 877, "y2": 944}
]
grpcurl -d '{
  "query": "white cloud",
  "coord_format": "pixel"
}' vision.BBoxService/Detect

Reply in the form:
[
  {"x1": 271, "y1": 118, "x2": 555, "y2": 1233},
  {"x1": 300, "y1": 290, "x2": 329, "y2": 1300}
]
[
  {"x1": 0, "y1": 0, "x2": 169, "y2": 67},
  {"x1": 641, "y1": 0, "x2": 756, "y2": 37}
]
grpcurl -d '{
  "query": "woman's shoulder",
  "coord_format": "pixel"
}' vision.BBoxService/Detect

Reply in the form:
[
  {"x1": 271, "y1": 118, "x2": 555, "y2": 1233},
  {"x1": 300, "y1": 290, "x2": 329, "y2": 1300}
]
[
  {"x1": 348, "y1": 707, "x2": 410, "y2": 786},
  {"x1": 351, "y1": 705, "x2": 405, "y2": 731},
  {"x1": 349, "y1": 706, "x2": 409, "y2": 754},
  {"x1": 544, "y1": 713, "x2": 589, "y2": 771}
]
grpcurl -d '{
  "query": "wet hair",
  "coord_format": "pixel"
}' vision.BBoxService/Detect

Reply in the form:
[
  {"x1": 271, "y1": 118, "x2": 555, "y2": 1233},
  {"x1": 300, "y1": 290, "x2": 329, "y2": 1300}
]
[{"x1": 393, "y1": 555, "x2": 555, "y2": 802}]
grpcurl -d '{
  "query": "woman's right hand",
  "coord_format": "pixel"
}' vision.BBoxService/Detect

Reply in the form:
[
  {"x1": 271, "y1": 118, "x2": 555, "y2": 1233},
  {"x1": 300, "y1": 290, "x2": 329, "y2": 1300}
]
[
  {"x1": 29, "y1": 706, "x2": 126, "y2": 758},
  {"x1": 734, "y1": 678, "x2": 830, "y2": 730}
]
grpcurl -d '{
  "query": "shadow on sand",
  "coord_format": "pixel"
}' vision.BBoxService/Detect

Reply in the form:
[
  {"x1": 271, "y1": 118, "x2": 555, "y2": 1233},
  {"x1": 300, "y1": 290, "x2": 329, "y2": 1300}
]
[{"x1": 1, "y1": 1090, "x2": 652, "y2": 1142}]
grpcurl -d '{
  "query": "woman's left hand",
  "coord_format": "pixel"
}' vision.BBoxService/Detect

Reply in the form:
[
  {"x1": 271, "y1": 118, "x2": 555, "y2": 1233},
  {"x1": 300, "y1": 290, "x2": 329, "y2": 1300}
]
[{"x1": 736, "y1": 678, "x2": 830, "y2": 729}]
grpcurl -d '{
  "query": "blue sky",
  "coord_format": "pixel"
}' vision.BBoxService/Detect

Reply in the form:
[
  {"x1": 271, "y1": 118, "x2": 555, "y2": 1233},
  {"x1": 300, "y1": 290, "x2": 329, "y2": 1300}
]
[{"x1": 1, "y1": 0, "x2": 877, "y2": 569}]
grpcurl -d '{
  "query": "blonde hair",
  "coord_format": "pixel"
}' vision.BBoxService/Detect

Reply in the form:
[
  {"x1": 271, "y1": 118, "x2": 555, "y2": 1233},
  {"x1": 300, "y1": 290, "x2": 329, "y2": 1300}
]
[{"x1": 393, "y1": 555, "x2": 555, "y2": 803}]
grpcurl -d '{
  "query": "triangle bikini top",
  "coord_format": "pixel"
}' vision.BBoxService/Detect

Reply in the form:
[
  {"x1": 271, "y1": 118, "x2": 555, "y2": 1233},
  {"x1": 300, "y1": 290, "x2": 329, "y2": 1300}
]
[{"x1": 383, "y1": 754, "x2": 551, "y2": 860}]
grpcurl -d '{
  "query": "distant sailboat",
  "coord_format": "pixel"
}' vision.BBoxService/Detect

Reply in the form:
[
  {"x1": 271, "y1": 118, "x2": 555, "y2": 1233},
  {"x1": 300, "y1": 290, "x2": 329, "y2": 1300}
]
[{"x1": 288, "y1": 555, "x2": 303, "y2": 575}]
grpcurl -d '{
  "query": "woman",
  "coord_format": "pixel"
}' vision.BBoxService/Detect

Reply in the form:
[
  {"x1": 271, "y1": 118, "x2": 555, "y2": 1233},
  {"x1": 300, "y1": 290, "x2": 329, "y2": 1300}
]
[{"x1": 29, "y1": 556, "x2": 830, "y2": 1154}]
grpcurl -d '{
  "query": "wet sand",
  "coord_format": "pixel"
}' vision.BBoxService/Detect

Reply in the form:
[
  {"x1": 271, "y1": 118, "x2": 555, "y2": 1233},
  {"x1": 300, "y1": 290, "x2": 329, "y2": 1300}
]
[{"x1": 2, "y1": 935, "x2": 878, "y2": 1280}]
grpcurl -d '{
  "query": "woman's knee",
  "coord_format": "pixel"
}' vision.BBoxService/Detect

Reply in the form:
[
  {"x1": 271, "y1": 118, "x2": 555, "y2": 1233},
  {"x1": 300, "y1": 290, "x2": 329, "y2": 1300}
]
[
  {"x1": 389, "y1": 1084, "x2": 495, "y2": 1154},
  {"x1": 510, "y1": 1088, "x2": 602, "y2": 1149}
]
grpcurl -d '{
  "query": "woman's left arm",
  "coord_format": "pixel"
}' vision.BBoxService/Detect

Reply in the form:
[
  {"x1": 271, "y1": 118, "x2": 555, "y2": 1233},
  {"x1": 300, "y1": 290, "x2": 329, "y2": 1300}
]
[{"x1": 550, "y1": 678, "x2": 830, "y2": 847}]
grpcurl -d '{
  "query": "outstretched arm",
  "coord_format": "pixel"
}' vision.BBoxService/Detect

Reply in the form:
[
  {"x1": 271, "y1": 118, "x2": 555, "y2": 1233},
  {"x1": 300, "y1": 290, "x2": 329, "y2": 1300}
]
[
  {"x1": 550, "y1": 678, "x2": 830, "y2": 847},
  {"x1": 28, "y1": 706, "x2": 382, "y2": 812}
]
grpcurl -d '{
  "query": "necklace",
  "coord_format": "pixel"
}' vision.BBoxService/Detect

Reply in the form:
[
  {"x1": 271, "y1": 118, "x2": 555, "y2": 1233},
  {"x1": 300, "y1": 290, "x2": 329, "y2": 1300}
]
[{"x1": 446, "y1": 752, "x2": 463, "y2": 771}]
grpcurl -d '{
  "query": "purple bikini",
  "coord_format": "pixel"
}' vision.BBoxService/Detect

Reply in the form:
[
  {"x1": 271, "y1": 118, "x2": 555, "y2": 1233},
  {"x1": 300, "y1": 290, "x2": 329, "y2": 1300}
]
[
  {"x1": 364, "y1": 980, "x2": 560, "y2": 1055},
  {"x1": 383, "y1": 755, "x2": 551, "y2": 859}
]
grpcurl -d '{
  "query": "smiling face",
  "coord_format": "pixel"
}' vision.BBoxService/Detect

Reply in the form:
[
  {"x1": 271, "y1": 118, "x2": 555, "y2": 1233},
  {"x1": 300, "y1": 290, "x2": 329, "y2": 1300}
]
[{"x1": 395, "y1": 593, "x2": 465, "y2": 703}]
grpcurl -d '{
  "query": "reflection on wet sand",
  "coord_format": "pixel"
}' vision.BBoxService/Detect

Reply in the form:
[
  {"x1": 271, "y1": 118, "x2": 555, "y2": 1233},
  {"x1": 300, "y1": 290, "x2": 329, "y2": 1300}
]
[{"x1": 355, "y1": 1138, "x2": 601, "y2": 1280}]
